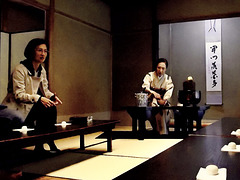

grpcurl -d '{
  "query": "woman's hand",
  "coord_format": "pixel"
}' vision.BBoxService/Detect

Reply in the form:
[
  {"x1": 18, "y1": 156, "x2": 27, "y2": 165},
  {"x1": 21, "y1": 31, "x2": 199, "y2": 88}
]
[
  {"x1": 53, "y1": 95, "x2": 62, "y2": 105},
  {"x1": 41, "y1": 97, "x2": 56, "y2": 108},
  {"x1": 157, "y1": 99, "x2": 167, "y2": 106},
  {"x1": 153, "y1": 91, "x2": 161, "y2": 99}
]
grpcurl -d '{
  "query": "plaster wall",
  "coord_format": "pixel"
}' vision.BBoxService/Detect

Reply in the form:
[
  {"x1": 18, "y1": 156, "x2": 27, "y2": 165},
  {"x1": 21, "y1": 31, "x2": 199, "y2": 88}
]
[{"x1": 49, "y1": 0, "x2": 112, "y2": 121}]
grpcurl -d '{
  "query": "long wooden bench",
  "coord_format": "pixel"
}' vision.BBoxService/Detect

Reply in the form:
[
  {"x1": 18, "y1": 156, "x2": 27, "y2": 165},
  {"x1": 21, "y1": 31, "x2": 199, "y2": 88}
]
[{"x1": 0, "y1": 120, "x2": 120, "y2": 152}]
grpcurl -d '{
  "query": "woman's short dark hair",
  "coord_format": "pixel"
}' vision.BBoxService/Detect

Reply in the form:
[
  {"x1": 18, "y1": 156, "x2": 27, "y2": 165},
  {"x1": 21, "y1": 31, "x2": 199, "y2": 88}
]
[
  {"x1": 24, "y1": 38, "x2": 48, "y2": 60},
  {"x1": 154, "y1": 58, "x2": 168, "y2": 69}
]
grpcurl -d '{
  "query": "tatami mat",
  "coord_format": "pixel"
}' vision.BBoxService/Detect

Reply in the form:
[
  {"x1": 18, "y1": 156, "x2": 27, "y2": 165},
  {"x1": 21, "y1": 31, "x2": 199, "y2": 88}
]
[
  {"x1": 89, "y1": 138, "x2": 182, "y2": 158},
  {"x1": 48, "y1": 155, "x2": 147, "y2": 180}
]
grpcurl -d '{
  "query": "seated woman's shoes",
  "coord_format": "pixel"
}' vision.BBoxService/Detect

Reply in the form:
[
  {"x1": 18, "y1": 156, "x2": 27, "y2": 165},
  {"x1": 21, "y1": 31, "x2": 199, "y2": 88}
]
[
  {"x1": 34, "y1": 147, "x2": 49, "y2": 154},
  {"x1": 50, "y1": 148, "x2": 61, "y2": 154}
]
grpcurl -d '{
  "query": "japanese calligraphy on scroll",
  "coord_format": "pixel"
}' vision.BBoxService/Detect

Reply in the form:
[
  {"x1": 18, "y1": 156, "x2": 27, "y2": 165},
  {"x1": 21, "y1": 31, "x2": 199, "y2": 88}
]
[
  {"x1": 205, "y1": 19, "x2": 222, "y2": 104},
  {"x1": 206, "y1": 42, "x2": 221, "y2": 91}
]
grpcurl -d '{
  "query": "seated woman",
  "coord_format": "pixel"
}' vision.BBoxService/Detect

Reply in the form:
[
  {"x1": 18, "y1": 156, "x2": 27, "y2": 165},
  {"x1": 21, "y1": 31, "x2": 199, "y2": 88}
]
[
  {"x1": 142, "y1": 58, "x2": 174, "y2": 134},
  {"x1": 2, "y1": 38, "x2": 62, "y2": 153}
]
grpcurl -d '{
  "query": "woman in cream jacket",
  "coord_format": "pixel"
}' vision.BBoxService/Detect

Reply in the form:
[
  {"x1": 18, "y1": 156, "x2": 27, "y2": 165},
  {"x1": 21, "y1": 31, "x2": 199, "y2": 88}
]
[{"x1": 3, "y1": 38, "x2": 62, "y2": 153}]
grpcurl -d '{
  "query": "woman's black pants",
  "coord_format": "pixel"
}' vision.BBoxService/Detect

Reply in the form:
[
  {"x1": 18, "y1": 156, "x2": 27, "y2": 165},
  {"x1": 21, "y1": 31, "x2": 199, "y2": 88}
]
[
  {"x1": 24, "y1": 100, "x2": 57, "y2": 149},
  {"x1": 24, "y1": 100, "x2": 57, "y2": 133}
]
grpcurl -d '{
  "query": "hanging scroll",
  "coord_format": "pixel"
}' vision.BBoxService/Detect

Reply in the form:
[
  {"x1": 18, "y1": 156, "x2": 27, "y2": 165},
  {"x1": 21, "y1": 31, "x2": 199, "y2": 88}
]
[
  {"x1": 206, "y1": 42, "x2": 221, "y2": 91},
  {"x1": 205, "y1": 19, "x2": 222, "y2": 105}
]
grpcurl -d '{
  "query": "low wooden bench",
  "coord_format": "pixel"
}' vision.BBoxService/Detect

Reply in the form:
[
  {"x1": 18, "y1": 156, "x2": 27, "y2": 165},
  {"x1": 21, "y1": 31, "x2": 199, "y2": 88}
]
[{"x1": 0, "y1": 120, "x2": 120, "y2": 152}]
